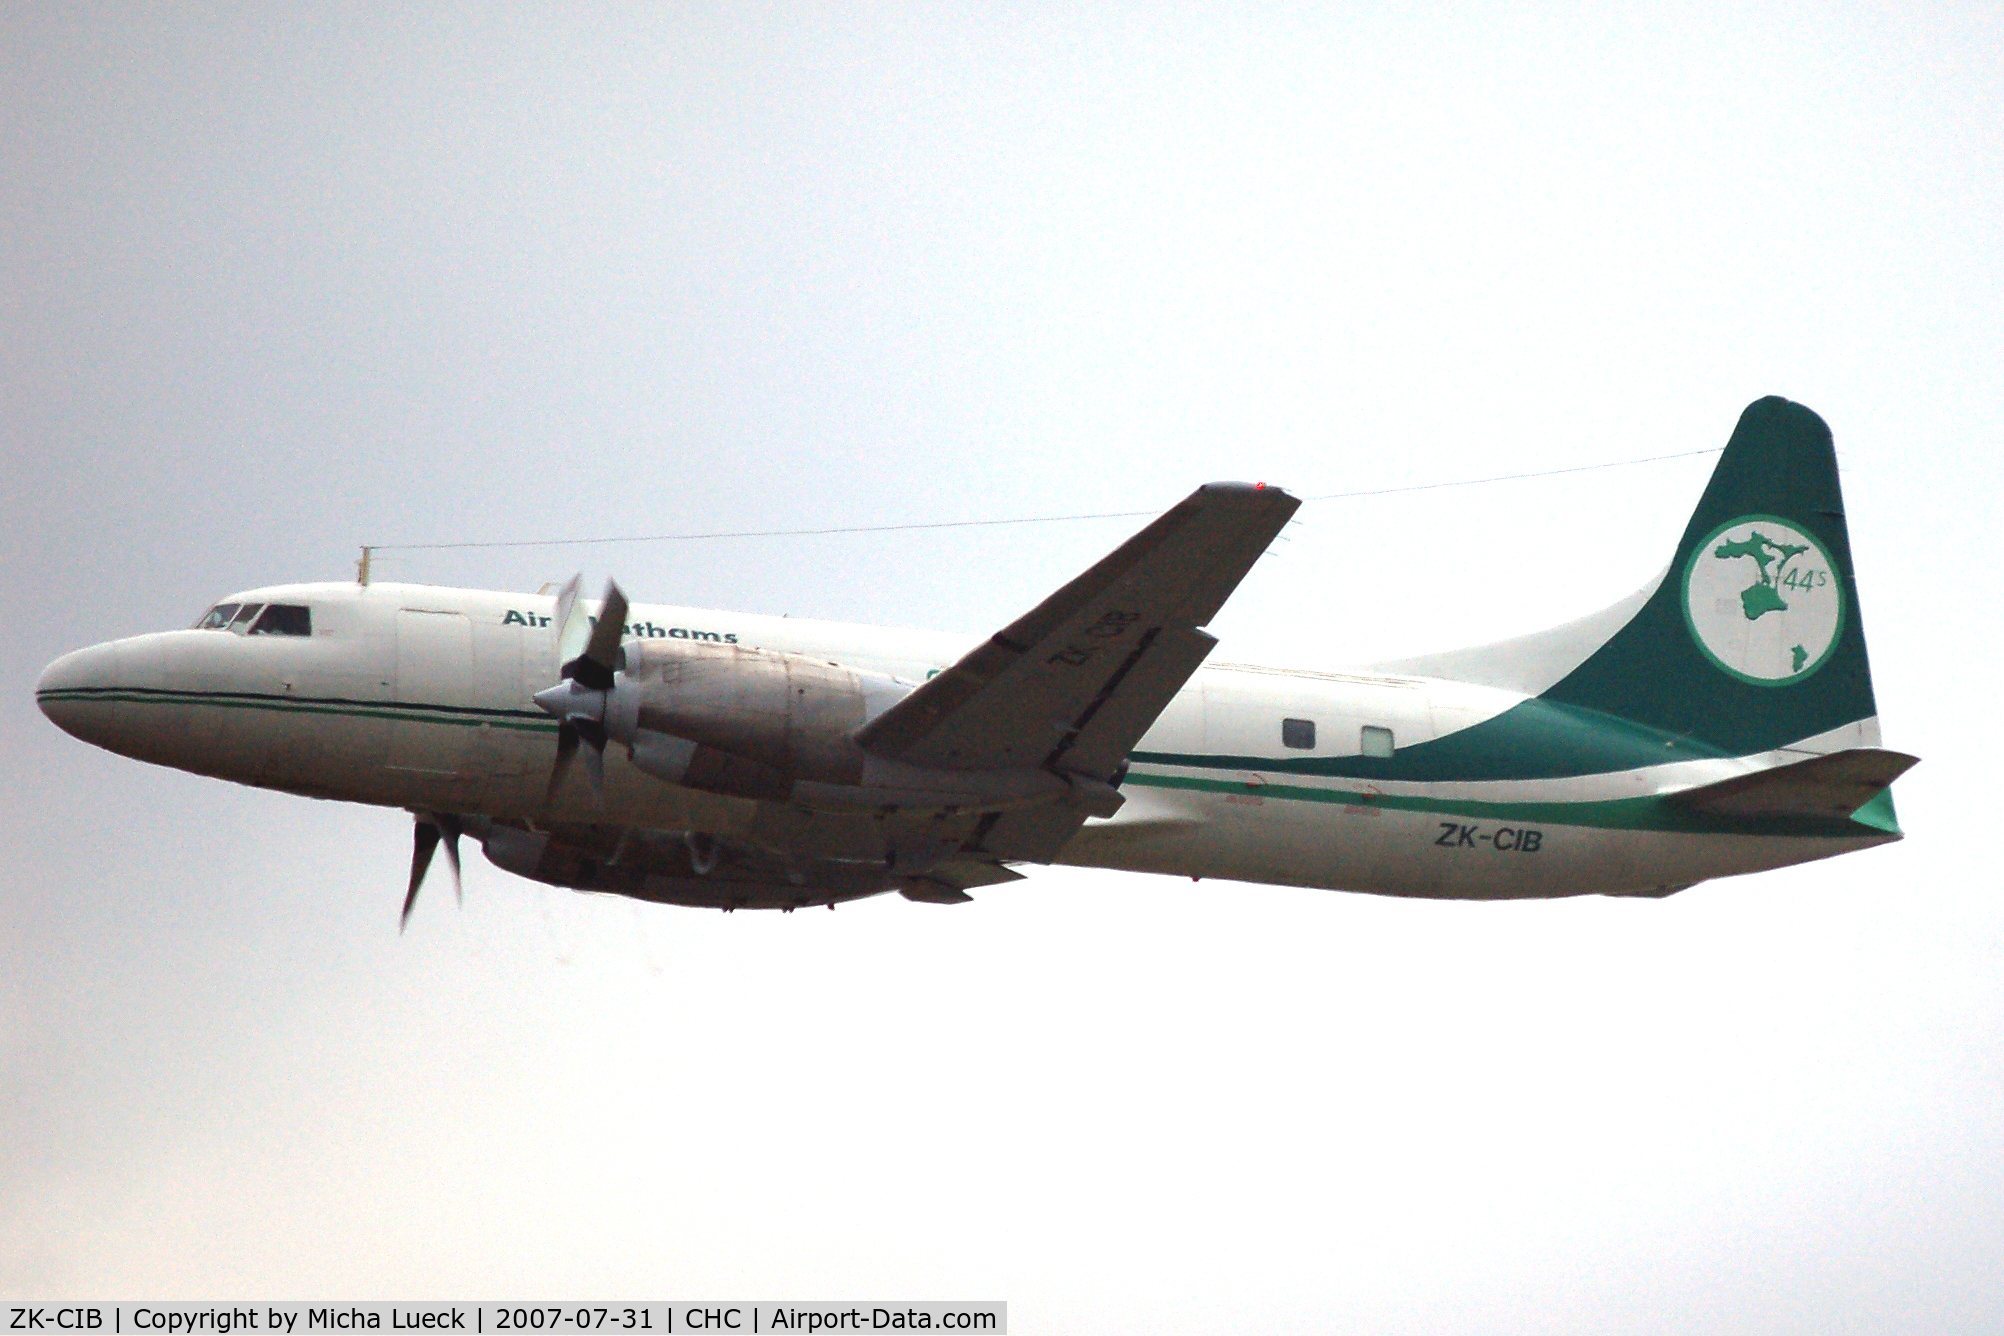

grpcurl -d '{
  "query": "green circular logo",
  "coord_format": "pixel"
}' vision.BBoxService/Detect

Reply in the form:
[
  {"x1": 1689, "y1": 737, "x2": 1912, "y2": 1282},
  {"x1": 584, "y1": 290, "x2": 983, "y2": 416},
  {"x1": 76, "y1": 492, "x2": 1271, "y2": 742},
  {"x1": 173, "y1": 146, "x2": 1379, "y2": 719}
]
[{"x1": 1681, "y1": 514, "x2": 1846, "y2": 687}]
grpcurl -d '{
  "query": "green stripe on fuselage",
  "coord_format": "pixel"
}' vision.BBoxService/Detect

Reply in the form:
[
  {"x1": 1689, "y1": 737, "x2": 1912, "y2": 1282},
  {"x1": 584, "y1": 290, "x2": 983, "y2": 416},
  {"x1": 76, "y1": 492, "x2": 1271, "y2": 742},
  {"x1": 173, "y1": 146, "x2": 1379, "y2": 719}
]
[{"x1": 34, "y1": 685, "x2": 558, "y2": 732}]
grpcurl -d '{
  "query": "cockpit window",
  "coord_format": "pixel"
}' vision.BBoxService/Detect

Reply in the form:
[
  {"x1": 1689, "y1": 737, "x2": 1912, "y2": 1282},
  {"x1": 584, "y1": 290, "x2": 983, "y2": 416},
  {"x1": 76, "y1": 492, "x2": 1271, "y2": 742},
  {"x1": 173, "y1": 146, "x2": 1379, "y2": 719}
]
[
  {"x1": 250, "y1": 604, "x2": 312, "y2": 636},
  {"x1": 228, "y1": 603, "x2": 264, "y2": 629},
  {"x1": 194, "y1": 603, "x2": 241, "y2": 630}
]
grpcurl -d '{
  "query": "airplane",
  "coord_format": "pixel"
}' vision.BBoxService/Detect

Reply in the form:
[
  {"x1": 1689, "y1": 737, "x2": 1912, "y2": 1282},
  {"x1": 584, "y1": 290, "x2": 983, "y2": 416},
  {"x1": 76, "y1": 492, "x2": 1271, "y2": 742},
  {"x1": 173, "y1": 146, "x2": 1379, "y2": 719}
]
[{"x1": 36, "y1": 396, "x2": 1914, "y2": 922}]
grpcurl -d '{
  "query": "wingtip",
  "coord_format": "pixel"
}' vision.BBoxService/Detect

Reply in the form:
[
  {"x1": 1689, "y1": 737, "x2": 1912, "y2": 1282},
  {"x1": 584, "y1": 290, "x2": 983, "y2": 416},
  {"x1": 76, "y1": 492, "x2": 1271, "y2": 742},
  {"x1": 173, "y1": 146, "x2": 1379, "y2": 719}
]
[{"x1": 1199, "y1": 480, "x2": 1298, "y2": 504}]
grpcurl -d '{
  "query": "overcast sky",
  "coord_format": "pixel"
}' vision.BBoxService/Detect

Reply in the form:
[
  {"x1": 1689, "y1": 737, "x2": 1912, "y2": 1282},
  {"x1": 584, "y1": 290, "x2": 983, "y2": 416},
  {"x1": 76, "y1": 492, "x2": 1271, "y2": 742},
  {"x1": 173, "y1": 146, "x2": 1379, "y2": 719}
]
[{"x1": 5, "y1": 3, "x2": 2003, "y2": 1329}]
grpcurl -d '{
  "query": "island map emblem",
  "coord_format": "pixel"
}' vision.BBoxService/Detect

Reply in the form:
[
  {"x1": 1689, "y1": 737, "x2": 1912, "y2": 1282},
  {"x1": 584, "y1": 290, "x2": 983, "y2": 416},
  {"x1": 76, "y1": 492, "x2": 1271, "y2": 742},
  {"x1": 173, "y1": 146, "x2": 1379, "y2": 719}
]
[{"x1": 1681, "y1": 513, "x2": 1845, "y2": 686}]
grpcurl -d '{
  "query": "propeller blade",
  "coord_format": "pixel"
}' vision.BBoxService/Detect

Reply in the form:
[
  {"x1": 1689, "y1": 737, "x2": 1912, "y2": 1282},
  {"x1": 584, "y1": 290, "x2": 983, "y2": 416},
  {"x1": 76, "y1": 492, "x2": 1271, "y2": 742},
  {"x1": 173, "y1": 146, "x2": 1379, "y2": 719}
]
[
  {"x1": 402, "y1": 818, "x2": 441, "y2": 930},
  {"x1": 542, "y1": 577, "x2": 625, "y2": 805},
  {"x1": 565, "y1": 580, "x2": 627, "y2": 691},
  {"x1": 574, "y1": 717, "x2": 608, "y2": 801},
  {"x1": 546, "y1": 722, "x2": 579, "y2": 806},
  {"x1": 551, "y1": 573, "x2": 588, "y2": 674},
  {"x1": 437, "y1": 813, "x2": 464, "y2": 907}
]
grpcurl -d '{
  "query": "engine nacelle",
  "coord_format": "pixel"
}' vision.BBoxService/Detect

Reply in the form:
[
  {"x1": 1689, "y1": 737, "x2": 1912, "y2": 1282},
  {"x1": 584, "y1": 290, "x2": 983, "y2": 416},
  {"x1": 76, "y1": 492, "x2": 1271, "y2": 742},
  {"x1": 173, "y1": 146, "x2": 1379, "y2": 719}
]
[
  {"x1": 600, "y1": 639, "x2": 1124, "y2": 818},
  {"x1": 608, "y1": 639, "x2": 910, "y2": 801}
]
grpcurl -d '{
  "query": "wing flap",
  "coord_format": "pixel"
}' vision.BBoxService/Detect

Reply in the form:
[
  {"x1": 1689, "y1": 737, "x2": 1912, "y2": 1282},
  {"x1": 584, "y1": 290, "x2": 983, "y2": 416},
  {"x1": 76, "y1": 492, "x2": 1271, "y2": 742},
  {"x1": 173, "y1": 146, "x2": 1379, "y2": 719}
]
[{"x1": 1047, "y1": 622, "x2": 1217, "y2": 779}]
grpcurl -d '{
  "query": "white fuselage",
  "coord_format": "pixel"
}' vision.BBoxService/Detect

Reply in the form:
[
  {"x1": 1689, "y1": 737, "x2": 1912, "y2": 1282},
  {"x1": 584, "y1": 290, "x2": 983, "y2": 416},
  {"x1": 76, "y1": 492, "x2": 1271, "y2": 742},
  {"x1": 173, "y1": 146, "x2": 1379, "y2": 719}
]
[{"x1": 39, "y1": 580, "x2": 1893, "y2": 902}]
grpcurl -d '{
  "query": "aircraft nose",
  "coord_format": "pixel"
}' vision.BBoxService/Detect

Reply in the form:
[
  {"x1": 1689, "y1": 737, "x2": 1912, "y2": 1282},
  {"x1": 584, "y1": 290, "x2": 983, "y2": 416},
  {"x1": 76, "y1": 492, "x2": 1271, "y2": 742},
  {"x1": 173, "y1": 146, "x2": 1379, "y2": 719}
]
[{"x1": 36, "y1": 642, "x2": 127, "y2": 746}]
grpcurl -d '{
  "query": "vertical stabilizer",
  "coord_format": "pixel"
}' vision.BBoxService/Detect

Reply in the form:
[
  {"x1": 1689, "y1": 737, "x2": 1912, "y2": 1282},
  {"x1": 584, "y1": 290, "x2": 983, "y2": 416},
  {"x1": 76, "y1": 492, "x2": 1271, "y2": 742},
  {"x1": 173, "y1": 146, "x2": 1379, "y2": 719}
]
[{"x1": 1538, "y1": 397, "x2": 1879, "y2": 755}]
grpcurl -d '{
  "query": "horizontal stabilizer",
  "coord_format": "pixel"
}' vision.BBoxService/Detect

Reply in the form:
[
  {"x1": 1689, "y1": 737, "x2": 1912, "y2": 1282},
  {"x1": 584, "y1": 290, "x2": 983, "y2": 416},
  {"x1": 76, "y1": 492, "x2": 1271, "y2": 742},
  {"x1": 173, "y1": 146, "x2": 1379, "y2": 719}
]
[{"x1": 1666, "y1": 748, "x2": 1917, "y2": 821}]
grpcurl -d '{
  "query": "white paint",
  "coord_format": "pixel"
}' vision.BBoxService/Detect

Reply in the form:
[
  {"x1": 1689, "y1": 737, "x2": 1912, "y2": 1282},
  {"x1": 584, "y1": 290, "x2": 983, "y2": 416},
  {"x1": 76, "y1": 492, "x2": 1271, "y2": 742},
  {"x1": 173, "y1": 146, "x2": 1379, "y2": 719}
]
[{"x1": 39, "y1": 576, "x2": 1898, "y2": 904}]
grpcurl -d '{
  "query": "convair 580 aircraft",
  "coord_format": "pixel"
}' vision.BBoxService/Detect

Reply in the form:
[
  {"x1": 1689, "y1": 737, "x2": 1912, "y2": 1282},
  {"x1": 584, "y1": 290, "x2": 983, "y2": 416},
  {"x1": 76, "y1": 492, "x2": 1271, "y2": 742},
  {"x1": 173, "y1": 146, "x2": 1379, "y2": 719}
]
[{"x1": 38, "y1": 397, "x2": 1913, "y2": 921}]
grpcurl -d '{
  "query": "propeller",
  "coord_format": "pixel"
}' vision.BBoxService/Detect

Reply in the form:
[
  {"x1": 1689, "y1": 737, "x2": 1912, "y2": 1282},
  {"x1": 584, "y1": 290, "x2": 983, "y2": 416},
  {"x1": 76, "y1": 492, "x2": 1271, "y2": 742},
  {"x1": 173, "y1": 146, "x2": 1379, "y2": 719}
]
[
  {"x1": 551, "y1": 573, "x2": 589, "y2": 672},
  {"x1": 533, "y1": 576, "x2": 628, "y2": 806},
  {"x1": 400, "y1": 811, "x2": 463, "y2": 930}
]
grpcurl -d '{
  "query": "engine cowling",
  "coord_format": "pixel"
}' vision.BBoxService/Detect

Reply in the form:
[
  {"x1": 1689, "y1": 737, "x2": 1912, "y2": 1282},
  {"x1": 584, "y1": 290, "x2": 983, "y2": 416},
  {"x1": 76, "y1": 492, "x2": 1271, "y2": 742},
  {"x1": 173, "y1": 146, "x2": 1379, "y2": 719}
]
[
  {"x1": 607, "y1": 639, "x2": 909, "y2": 801},
  {"x1": 592, "y1": 638, "x2": 1121, "y2": 818}
]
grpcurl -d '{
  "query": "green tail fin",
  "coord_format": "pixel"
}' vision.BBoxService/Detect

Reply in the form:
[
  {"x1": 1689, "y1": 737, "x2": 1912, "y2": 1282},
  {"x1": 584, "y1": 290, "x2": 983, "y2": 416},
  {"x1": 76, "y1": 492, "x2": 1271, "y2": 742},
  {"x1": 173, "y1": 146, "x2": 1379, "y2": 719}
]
[{"x1": 1539, "y1": 396, "x2": 1879, "y2": 755}]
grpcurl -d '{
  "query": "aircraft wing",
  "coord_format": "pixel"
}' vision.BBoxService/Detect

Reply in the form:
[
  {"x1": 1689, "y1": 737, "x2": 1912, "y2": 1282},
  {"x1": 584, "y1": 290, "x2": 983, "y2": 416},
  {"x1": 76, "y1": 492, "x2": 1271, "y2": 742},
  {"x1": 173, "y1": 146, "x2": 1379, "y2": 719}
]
[{"x1": 855, "y1": 481, "x2": 1299, "y2": 795}]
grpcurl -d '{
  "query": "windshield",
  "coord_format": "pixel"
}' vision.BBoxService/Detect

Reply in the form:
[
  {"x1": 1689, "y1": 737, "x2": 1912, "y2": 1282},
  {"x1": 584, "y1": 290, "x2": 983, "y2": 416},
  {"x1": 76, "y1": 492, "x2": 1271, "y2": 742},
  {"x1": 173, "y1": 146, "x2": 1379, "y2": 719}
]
[
  {"x1": 249, "y1": 604, "x2": 311, "y2": 636},
  {"x1": 192, "y1": 602, "x2": 277, "y2": 633}
]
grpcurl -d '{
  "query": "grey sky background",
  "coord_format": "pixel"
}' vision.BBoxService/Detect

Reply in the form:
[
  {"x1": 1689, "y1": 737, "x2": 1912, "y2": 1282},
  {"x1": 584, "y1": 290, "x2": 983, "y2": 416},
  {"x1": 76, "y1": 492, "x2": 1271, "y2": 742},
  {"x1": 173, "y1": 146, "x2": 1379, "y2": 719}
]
[{"x1": 4, "y1": 2, "x2": 2002, "y2": 1328}]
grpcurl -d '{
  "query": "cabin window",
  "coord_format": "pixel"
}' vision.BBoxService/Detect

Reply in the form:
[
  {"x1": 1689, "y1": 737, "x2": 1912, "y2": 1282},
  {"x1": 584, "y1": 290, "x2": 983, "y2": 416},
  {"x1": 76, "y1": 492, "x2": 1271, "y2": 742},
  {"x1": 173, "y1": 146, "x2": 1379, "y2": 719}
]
[
  {"x1": 194, "y1": 603, "x2": 240, "y2": 630},
  {"x1": 250, "y1": 604, "x2": 312, "y2": 636},
  {"x1": 1361, "y1": 725, "x2": 1395, "y2": 759},
  {"x1": 1281, "y1": 718, "x2": 1316, "y2": 749},
  {"x1": 228, "y1": 603, "x2": 264, "y2": 629}
]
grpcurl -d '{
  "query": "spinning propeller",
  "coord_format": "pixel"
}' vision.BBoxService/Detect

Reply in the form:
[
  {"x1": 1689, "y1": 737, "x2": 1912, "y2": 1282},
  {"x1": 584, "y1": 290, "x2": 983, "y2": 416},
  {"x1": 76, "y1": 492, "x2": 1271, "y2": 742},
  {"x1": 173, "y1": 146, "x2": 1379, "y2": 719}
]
[{"x1": 532, "y1": 575, "x2": 629, "y2": 806}]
